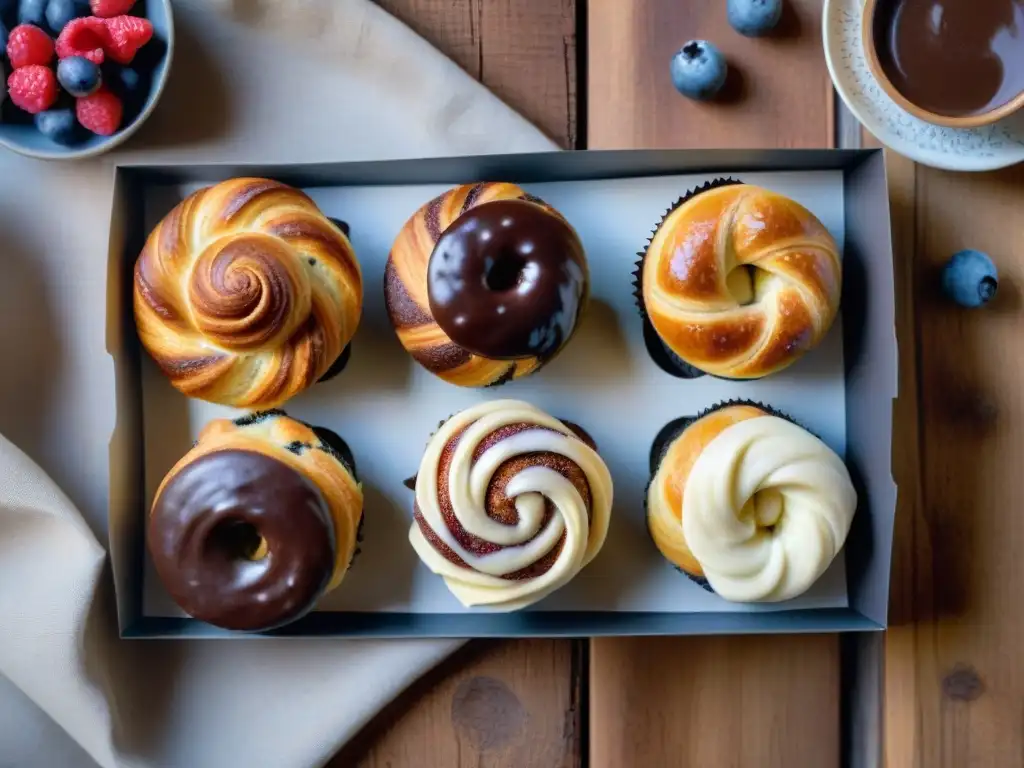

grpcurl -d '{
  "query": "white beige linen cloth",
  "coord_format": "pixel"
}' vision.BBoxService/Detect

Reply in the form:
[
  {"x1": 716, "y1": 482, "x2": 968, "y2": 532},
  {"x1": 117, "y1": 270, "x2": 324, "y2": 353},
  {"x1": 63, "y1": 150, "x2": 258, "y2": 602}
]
[{"x1": 0, "y1": 1, "x2": 556, "y2": 766}]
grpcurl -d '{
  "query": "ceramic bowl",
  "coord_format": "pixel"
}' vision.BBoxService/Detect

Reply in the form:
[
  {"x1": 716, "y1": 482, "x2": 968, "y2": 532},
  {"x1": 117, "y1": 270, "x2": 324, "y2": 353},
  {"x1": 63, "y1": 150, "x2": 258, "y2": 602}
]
[
  {"x1": 0, "y1": 0, "x2": 174, "y2": 161},
  {"x1": 861, "y1": 0, "x2": 1024, "y2": 129}
]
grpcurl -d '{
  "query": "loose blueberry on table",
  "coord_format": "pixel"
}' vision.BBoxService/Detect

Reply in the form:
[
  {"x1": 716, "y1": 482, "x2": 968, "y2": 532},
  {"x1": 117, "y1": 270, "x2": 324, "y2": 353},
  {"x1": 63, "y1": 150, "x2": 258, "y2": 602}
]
[
  {"x1": 1, "y1": 0, "x2": 161, "y2": 145},
  {"x1": 942, "y1": 250, "x2": 999, "y2": 308},
  {"x1": 670, "y1": 40, "x2": 727, "y2": 101},
  {"x1": 727, "y1": 0, "x2": 783, "y2": 37}
]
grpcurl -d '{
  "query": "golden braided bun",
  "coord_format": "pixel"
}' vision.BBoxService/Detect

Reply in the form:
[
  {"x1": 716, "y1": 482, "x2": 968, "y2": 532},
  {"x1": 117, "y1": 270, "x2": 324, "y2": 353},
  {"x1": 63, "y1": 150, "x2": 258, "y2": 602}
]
[
  {"x1": 640, "y1": 183, "x2": 841, "y2": 379},
  {"x1": 134, "y1": 178, "x2": 363, "y2": 408},
  {"x1": 148, "y1": 411, "x2": 363, "y2": 631},
  {"x1": 385, "y1": 182, "x2": 589, "y2": 388}
]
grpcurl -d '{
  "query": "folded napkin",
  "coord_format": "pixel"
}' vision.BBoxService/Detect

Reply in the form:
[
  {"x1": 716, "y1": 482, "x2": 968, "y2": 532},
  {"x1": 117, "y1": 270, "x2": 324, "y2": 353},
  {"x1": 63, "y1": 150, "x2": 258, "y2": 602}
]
[{"x1": 0, "y1": 1, "x2": 555, "y2": 766}]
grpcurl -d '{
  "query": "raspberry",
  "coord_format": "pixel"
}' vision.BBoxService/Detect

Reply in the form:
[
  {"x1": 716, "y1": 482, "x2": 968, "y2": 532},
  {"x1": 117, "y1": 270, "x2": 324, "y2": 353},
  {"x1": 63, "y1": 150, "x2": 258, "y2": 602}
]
[
  {"x1": 56, "y1": 17, "x2": 108, "y2": 65},
  {"x1": 103, "y1": 15, "x2": 151, "y2": 64},
  {"x1": 89, "y1": 0, "x2": 135, "y2": 17},
  {"x1": 6, "y1": 24, "x2": 54, "y2": 69},
  {"x1": 7, "y1": 65, "x2": 58, "y2": 114},
  {"x1": 76, "y1": 87, "x2": 122, "y2": 135}
]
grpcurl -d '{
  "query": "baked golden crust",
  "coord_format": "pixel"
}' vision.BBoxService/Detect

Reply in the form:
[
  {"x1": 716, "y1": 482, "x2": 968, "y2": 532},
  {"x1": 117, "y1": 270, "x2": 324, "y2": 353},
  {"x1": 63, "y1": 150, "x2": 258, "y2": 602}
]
[
  {"x1": 134, "y1": 178, "x2": 363, "y2": 408},
  {"x1": 647, "y1": 405, "x2": 766, "y2": 577},
  {"x1": 153, "y1": 413, "x2": 363, "y2": 591},
  {"x1": 384, "y1": 182, "x2": 583, "y2": 387},
  {"x1": 642, "y1": 184, "x2": 841, "y2": 378}
]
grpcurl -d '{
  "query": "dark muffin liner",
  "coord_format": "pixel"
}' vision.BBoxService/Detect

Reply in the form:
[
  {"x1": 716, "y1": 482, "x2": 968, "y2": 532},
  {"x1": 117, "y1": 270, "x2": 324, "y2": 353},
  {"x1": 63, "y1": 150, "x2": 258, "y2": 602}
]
[
  {"x1": 327, "y1": 217, "x2": 351, "y2": 238},
  {"x1": 232, "y1": 410, "x2": 364, "y2": 567},
  {"x1": 317, "y1": 343, "x2": 353, "y2": 384},
  {"x1": 316, "y1": 220, "x2": 353, "y2": 384},
  {"x1": 633, "y1": 177, "x2": 744, "y2": 381},
  {"x1": 645, "y1": 398, "x2": 799, "y2": 594}
]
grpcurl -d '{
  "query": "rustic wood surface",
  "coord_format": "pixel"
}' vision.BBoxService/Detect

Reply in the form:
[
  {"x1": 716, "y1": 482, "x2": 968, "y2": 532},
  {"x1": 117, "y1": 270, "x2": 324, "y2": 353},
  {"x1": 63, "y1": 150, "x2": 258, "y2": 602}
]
[
  {"x1": 587, "y1": 0, "x2": 841, "y2": 764},
  {"x1": 335, "y1": 640, "x2": 583, "y2": 767},
  {"x1": 376, "y1": 0, "x2": 579, "y2": 148},
  {"x1": 874, "y1": 130, "x2": 1024, "y2": 767},
  {"x1": 336, "y1": 2, "x2": 580, "y2": 766},
  {"x1": 340, "y1": 2, "x2": 1024, "y2": 766},
  {"x1": 587, "y1": 0, "x2": 833, "y2": 149}
]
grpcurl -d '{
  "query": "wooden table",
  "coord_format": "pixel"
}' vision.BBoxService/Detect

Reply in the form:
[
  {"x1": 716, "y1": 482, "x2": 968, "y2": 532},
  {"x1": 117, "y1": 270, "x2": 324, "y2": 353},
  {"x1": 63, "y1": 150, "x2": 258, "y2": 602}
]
[{"x1": 333, "y1": 2, "x2": 1024, "y2": 765}]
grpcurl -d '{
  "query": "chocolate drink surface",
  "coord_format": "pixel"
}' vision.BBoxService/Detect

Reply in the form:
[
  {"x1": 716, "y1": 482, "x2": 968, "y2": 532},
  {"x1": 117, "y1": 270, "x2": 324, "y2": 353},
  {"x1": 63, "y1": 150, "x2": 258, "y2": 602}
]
[{"x1": 872, "y1": 0, "x2": 1024, "y2": 117}]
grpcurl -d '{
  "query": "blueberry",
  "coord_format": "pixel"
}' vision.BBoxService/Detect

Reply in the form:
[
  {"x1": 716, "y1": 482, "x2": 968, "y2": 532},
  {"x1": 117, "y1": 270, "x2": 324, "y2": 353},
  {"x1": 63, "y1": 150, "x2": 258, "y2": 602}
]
[
  {"x1": 670, "y1": 41, "x2": 728, "y2": 101},
  {"x1": 0, "y1": 16, "x2": 8, "y2": 52},
  {"x1": 942, "y1": 249, "x2": 998, "y2": 308},
  {"x1": 0, "y1": 0, "x2": 16, "y2": 25},
  {"x1": 17, "y1": 0, "x2": 46, "y2": 27},
  {"x1": 34, "y1": 107, "x2": 83, "y2": 145},
  {"x1": 44, "y1": 0, "x2": 86, "y2": 34},
  {"x1": 57, "y1": 56, "x2": 101, "y2": 97},
  {"x1": 728, "y1": 0, "x2": 783, "y2": 37}
]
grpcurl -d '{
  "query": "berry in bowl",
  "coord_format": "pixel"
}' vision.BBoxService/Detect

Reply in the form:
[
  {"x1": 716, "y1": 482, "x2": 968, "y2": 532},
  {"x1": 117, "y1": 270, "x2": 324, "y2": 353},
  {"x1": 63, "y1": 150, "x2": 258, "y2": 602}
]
[{"x1": 0, "y1": 0, "x2": 172, "y2": 160}]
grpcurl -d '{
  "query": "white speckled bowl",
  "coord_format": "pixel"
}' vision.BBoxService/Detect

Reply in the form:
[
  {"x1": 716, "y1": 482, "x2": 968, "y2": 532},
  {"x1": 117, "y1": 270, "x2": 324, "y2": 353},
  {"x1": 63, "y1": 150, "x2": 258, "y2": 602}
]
[
  {"x1": 0, "y1": 0, "x2": 174, "y2": 161},
  {"x1": 823, "y1": 0, "x2": 1024, "y2": 172}
]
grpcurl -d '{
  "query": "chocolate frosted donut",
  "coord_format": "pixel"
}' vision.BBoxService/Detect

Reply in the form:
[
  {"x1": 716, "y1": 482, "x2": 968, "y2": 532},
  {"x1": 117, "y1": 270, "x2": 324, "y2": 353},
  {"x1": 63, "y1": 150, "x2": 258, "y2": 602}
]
[
  {"x1": 148, "y1": 411, "x2": 363, "y2": 632},
  {"x1": 385, "y1": 183, "x2": 589, "y2": 387},
  {"x1": 408, "y1": 400, "x2": 613, "y2": 611}
]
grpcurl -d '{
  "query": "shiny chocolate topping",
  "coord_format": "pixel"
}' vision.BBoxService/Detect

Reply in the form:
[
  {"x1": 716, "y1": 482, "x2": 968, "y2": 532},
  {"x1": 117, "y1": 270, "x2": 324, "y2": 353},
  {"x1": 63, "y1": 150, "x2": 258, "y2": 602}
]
[
  {"x1": 427, "y1": 199, "x2": 588, "y2": 361},
  {"x1": 873, "y1": 0, "x2": 1024, "y2": 117},
  {"x1": 148, "y1": 450, "x2": 336, "y2": 632}
]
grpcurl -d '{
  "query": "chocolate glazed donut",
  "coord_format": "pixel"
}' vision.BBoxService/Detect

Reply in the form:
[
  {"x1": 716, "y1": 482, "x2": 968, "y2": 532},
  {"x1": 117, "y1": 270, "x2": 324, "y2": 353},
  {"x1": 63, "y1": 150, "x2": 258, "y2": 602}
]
[
  {"x1": 385, "y1": 183, "x2": 590, "y2": 388},
  {"x1": 149, "y1": 451, "x2": 336, "y2": 631},
  {"x1": 147, "y1": 411, "x2": 363, "y2": 632}
]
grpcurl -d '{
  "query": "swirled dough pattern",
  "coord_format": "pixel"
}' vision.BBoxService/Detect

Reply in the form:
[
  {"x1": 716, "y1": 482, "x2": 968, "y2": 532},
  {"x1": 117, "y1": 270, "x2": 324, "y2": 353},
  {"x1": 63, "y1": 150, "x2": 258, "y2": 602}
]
[
  {"x1": 410, "y1": 400, "x2": 613, "y2": 611},
  {"x1": 134, "y1": 178, "x2": 362, "y2": 408},
  {"x1": 648, "y1": 409, "x2": 856, "y2": 602},
  {"x1": 640, "y1": 183, "x2": 841, "y2": 378}
]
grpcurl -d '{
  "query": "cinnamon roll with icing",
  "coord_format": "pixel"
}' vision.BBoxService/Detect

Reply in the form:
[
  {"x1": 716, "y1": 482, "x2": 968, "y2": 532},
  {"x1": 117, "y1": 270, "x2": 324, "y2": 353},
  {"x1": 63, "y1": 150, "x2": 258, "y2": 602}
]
[
  {"x1": 647, "y1": 403, "x2": 857, "y2": 602},
  {"x1": 409, "y1": 400, "x2": 613, "y2": 611},
  {"x1": 133, "y1": 178, "x2": 363, "y2": 409}
]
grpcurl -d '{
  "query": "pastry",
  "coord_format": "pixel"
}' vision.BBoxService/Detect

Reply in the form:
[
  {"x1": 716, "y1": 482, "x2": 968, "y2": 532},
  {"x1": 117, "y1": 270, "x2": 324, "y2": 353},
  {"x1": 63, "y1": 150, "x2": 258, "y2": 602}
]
[
  {"x1": 385, "y1": 183, "x2": 589, "y2": 387},
  {"x1": 147, "y1": 410, "x2": 363, "y2": 631},
  {"x1": 646, "y1": 402, "x2": 856, "y2": 602},
  {"x1": 409, "y1": 400, "x2": 613, "y2": 611},
  {"x1": 134, "y1": 177, "x2": 363, "y2": 409},
  {"x1": 636, "y1": 180, "x2": 842, "y2": 379}
]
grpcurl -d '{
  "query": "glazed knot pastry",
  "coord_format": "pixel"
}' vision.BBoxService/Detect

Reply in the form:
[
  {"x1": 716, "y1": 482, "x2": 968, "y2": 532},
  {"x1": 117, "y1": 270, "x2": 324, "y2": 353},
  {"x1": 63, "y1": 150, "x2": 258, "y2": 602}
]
[
  {"x1": 148, "y1": 411, "x2": 363, "y2": 631},
  {"x1": 385, "y1": 183, "x2": 589, "y2": 387},
  {"x1": 639, "y1": 182, "x2": 841, "y2": 379},
  {"x1": 134, "y1": 178, "x2": 363, "y2": 408},
  {"x1": 409, "y1": 400, "x2": 613, "y2": 611},
  {"x1": 647, "y1": 404, "x2": 856, "y2": 602}
]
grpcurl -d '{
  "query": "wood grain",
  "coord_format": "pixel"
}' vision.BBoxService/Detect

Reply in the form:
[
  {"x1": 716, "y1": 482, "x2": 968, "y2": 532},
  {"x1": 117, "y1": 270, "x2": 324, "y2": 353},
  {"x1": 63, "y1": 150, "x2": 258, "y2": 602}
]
[
  {"x1": 878, "y1": 149, "x2": 1024, "y2": 767},
  {"x1": 375, "y1": 0, "x2": 578, "y2": 148},
  {"x1": 587, "y1": 0, "x2": 833, "y2": 149},
  {"x1": 334, "y1": 641, "x2": 582, "y2": 768},
  {"x1": 587, "y1": 1, "x2": 841, "y2": 764},
  {"x1": 590, "y1": 636, "x2": 840, "y2": 766},
  {"x1": 334, "y1": 4, "x2": 581, "y2": 767}
]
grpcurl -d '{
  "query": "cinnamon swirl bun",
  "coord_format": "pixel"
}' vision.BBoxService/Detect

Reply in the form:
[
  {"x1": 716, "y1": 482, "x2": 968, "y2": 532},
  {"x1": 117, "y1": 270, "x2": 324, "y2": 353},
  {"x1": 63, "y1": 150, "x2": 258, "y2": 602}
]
[
  {"x1": 385, "y1": 183, "x2": 589, "y2": 387},
  {"x1": 647, "y1": 403, "x2": 857, "y2": 602},
  {"x1": 409, "y1": 400, "x2": 613, "y2": 611},
  {"x1": 133, "y1": 178, "x2": 363, "y2": 408}
]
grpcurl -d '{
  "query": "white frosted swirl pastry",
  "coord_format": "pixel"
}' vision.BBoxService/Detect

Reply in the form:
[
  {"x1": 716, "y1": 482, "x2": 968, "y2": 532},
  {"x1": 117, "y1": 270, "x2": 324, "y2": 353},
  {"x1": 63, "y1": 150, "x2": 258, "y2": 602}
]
[
  {"x1": 646, "y1": 404, "x2": 856, "y2": 602},
  {"x1": 409, "y1": 400, "x2": 613, "y2": 611}
]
